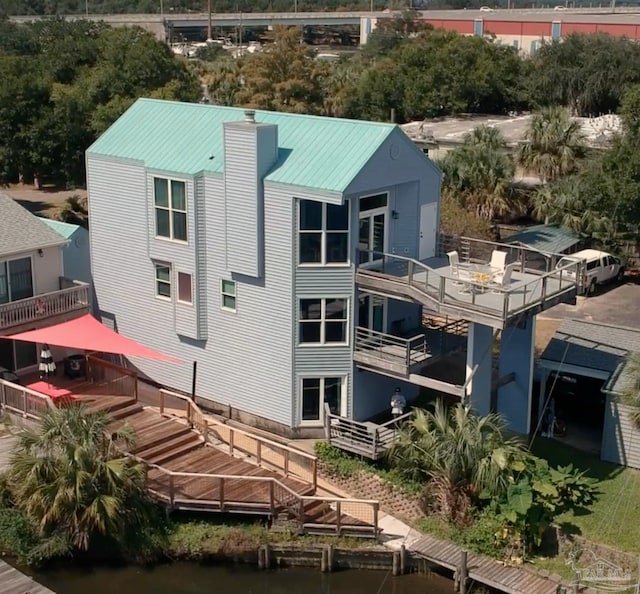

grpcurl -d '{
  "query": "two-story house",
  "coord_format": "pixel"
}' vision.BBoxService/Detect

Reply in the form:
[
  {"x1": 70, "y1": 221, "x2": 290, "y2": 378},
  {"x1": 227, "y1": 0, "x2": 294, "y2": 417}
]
[
  {"x1": 0, "y1": 194, "x2": 90, "y2": 373},
  {"x1": 87, "y1": 99, "x2": 581, "y2": 437}
]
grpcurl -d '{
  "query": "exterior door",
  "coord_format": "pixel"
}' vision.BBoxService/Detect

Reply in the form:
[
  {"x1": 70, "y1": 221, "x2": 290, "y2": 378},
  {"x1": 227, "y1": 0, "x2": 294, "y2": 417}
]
[
  {"x1": 358, "y1": 294, "x2": 386, "y2": 333},
  {"x1": 358, "y1": 210, "x2": 387, "y2": 267},
  {"x1": 419, "y1": 202, "x2": 438, "y2": 260}
]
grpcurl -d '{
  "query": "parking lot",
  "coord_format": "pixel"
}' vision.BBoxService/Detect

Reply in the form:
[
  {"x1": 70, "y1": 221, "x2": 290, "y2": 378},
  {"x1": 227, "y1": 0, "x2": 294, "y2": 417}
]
[{"x1": 540, "y1": 278, "x2": 640, "y2": 330}]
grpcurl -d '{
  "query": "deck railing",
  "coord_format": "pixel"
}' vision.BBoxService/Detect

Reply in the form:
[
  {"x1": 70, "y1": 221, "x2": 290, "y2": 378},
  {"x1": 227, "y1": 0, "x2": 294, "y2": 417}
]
[
  {"x1": 356, "y1": 248, "x2": 582, "y2": 321},
  {"x1": 158, "y1": 389, "x2": 318, "y2": 490},
  {"x1": 0, "y1": 280, "x2": 89, "y2": 331},
  {"x1": 141, "y1": 458, "x2": 379, "y2": 537},
  {"x1": 323, "y1": 403, "x2": 412, "y2": 460},
  {"x1": 86, "y1": 355, "x2": 138, "y2": 399},
  {"x1": 0, "y1": 378, "x2": 55, "y2": 419},
  {"x1": 354, "y1": 326, "x2": 428, "y2": 375}
]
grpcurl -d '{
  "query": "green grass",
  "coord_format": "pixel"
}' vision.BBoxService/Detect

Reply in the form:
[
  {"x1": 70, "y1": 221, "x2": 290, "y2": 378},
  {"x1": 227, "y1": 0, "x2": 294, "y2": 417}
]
[{"x1": 531, "y1": 437, "x2": 640, "y2": 553}]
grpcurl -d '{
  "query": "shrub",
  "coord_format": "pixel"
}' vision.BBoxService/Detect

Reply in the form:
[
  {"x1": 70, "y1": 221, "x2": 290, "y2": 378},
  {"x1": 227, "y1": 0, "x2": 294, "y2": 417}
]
[{"x1": 314, "y1": 442, "x2": 361, "y2": 478}]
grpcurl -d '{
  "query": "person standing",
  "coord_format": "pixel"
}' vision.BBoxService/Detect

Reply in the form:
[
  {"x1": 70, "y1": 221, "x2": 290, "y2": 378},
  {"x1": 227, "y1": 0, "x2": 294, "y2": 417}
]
[{"x1": 390, "y1": 387, "x2": 406, "y2": 420}]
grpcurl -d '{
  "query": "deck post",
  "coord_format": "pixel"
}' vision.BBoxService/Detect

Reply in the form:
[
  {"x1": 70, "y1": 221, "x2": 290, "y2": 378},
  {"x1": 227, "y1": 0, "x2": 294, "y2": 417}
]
[
  {"x1": 298, "y1": 499, "x2": 305, "y2": 535},
  {"x1": 458, "y1": 550, "x2": 468, "y2": 594},
  {"x1": 219, "y1": 477, "x2": 225, "y2": 511},
  {"x1": 229, "y1": 429, "x2": 234, "y2": 455},
  {"x1": 22, "y1": 390, "x2": 27, "y2": 418},
  {"x1": 373, "y1": 502, "x2": 379, "y2": 541},
  {"x1": 202, "y1": 419, "x2": 209, "y2": 442},
  {"x1": 400, "y1": 544, "x2": 406, "y2": 575},
  {"x1": 284, "y1": 450, "x2": 289, "y2": 476},
  {"x1": 373, "y1": 429, "x2": 380, "y2": 459},
  {"x1": 269, "y1": 481, "x2": 275, "y2": 515},
  {"x1": 159, "y1": 390, "x2": 165, "y2": 415},
  {"x1": 312, "y1": 458, "x2": 318, "y2": 492},
  {"x1": 257, "y1": 441, "x2": 262, "y2": 465},
  {"x1": 392, "y1": 551, "x2": 401, "y2": 576},
  {"x1": 168, "y1": 474, "x2": 175, "y2": 506},
  {"x1": 335, "y1": 501, "x2": 341, "y2": 535}
]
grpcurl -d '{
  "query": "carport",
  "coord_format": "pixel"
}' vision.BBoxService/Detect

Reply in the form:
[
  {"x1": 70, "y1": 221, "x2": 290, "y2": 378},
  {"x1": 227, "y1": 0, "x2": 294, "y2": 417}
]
[{"x1": 537, "y1": 319, "x2": 640, "y2": 466}]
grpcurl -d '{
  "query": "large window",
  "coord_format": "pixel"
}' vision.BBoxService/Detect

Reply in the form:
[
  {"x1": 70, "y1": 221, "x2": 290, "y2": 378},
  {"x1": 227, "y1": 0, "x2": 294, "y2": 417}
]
[
  {"x1": 299, "y1": 298, "x2": 348, "y2": 345},
  {"x1": 154, "y1": 263, "x2": 171, "y2": 299},
  {"x1": 221, "y1": 279, "x2": 237, "y2": 311},
  {"x1": 298, "y1": 199, "x2": 349, "y2": 265},
  {"x1": 154, "y1": 177, "x2": 187, "y2": 242},
  {"x1": 301, "y1": 377, "x2": 345, "y2": 424},
  {"x1": 0, "y1": 257, "x2": 33, "y2": 304}
]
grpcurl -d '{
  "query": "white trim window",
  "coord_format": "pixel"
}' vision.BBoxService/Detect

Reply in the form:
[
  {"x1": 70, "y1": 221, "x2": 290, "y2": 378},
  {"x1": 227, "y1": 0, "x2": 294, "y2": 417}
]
[
  {"x1": 301, "y1": 376, "x2": 346, "y2": 425},
  {"x1": 177, "y1": 272, "x2": 193, "y2": 304},
  {"x1": 154, "y1": 177, "x2": 187, "y2": 242},
  {"x1": 221, "y1": 279, "x2": 237, "y2": 311},
  {"x1": 299, "y1": 298, "x2": 348, "y2": 345},
  {"x1": 298, "y1": 199, "x2": 349, "y2": 265},
  {"x1": 154, "y1": 263, "x2": 171, "y2": 300}
]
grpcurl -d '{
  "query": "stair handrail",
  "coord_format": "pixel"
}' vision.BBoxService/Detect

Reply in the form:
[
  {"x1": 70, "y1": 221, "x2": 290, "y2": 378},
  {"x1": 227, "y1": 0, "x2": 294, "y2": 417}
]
[{"x1": 159, "y1": 389, "x2": 318, "y2": 490}]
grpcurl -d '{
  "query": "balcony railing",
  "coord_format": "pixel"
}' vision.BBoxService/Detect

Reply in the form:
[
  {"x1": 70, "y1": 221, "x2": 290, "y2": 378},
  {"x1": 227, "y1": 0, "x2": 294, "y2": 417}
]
[
  {"x1": 354, "y1": 326, "x2": 430, "y2": 376},
  {"x1": 0, "y1": 280, "x2": 90, "y2": 331}
]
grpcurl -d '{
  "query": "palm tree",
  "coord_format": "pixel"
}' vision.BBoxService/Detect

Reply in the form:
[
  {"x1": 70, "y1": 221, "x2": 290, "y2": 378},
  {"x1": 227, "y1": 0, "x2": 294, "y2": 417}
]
[
  {"x1": 517, "y1": 106, "x2": 587, "y2": 183},
  {"x1": 7, "y1": 405, "x2": 152, "y2": 551},
  {"x1": 388, "y1": 400, "x2": 529, "y2": 525}
]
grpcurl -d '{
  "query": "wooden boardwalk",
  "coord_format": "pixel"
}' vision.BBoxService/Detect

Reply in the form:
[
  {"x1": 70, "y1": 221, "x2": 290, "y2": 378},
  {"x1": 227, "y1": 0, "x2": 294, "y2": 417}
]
[
  {"x1": 410, "y1": 533, "x2": 561, "y2": 594},
  {"x1": 0, "y1": 559, "x2": 56, "y2": 594}
]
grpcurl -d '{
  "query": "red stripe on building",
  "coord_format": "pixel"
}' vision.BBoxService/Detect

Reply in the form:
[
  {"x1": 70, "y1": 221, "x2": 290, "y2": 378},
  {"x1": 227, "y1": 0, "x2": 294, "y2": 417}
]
[
  {"x1": 483, "y1": 20, "x2": 520, "y2": 35},
  {"x1": 595, "y1": 23, "x2": 640, "y2": 38},
  {"x1": 425, "y1": 19, "x2": 475, "y2": 34},
  {"x1": 561, "y1": 22, "x2": 599, "y2": 34},
  {"x1": 521, "y1": 21, "x2": 551, "y2": 36}
]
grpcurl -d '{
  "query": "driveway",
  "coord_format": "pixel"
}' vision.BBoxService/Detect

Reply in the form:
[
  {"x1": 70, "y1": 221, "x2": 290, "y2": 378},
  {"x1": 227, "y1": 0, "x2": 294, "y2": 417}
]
[{"x1": 540, "y1": 280, "x2": 640, "y2": 330}]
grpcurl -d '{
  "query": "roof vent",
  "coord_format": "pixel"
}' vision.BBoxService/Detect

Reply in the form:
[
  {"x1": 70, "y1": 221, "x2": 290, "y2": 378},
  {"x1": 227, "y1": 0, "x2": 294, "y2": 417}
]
[{"x1": 244, "y1": 109, "x2": 256, "y2": 123}]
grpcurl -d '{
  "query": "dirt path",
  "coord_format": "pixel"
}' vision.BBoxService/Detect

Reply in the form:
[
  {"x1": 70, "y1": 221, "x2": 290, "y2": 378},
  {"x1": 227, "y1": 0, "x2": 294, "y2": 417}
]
[{"x1": 1, "y1": 184, "x2": 87, "y2": 219}]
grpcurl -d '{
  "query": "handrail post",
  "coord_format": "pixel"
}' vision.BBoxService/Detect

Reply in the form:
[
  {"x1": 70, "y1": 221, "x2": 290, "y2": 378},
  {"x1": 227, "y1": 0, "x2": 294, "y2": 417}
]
[
  {"x1": 439, "y1": 274, "x2": 445, "y2": 301},
  {"x1": 284, "y1": 449, "x2": 289, "y2": 477},
  {"x1": 160, "y1": 390, "x2": 165, "y2": 415},
  {"x1": 373, "y1": 502, "x2": 379, "y2": 540},
  {"x1": 22, "y1": 389, "x2": 27, "y2": 418},
  {"x1": 229, "y1": 429, "x2": 234, "y2": 455},
  {"x1": 257, "y1": 440, "x2": 262, "y2": 465},
  {"x1": 407, "y1": 260, "x2": 414, "y2": 285},
  {"x1": 373, "y1": 429, "x2": 379, "y2": 459},
  {"x1": 298, "y1": 498, "x2": 305, "y2": 535},
  {"x1": 269, "y1": 480, "x2": 275, "y2": 515},
  {"x1": 203, "y1": 419, "x2": 209, "y2": 442},
  {"x1": 335, "y1": 501, "x2": 342, "y2": 535},
  {"x1": 168, "y1": 474, "x2": 175, "y2": 505},
  {"x1": 312, "y1": 458, "x2": 318, "y2": 492},
  {"x1": 219, "y1": 477, "x2": 225, "y2": 511}
]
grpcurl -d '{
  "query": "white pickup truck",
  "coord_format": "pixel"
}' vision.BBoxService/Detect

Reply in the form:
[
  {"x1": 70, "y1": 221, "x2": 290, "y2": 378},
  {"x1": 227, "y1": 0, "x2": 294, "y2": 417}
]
[{"x1": 556, "y1": 249, "x2": 625, "y2": 296}]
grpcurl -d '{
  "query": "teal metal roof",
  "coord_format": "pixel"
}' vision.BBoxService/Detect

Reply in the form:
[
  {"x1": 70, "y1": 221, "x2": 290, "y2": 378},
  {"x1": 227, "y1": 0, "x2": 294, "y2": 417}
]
[
  {"x1": 39, "y1": 218, "x2": 80, "y2": 240},
  {"x1": 87, "y1": 99, "x2": 397, "y2": 194},
  {"x1": 507, "y1": 224, "x2": 581, "y2": 255}
]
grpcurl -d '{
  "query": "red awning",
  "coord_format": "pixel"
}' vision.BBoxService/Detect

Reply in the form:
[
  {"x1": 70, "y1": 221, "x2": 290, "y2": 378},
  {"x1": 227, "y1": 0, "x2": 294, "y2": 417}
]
[{"x1": 3, "y1": 314, "x2": 181, "y2": 363}]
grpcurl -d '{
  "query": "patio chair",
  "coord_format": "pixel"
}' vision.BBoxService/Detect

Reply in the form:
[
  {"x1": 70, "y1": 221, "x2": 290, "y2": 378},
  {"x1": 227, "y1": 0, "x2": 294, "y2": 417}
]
[
  {"x1": 489, "y1": 262, "x2": 516, "y2": 293},
  {"x1": 490, "y1": 250, "x2": 507, "y2": 275},
  {"x1": 447, "y1": 250, "x2": 470, "y2": 286}
]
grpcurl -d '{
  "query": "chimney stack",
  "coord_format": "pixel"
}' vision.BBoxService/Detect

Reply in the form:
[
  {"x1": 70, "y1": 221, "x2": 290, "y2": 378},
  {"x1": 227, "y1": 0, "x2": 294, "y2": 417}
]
[{"x1": 244, "y1": 109, "x2": 256, "y2": 123}]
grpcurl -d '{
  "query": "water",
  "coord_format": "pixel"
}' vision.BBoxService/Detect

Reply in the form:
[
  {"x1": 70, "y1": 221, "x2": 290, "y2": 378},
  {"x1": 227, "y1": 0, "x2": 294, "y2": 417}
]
[{"x1": 29, "y1": 562, "x2": 455, "y2": 594}]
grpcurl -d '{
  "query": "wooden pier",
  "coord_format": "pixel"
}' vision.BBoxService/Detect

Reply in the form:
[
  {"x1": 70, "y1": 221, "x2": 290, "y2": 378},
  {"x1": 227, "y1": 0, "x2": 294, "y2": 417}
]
[
  {"x1": 0, "y1": 559, "x2": 56, "y2": 594},
  {"x1": 410, "y1": 533, "x2": 561, "y2": 594}
]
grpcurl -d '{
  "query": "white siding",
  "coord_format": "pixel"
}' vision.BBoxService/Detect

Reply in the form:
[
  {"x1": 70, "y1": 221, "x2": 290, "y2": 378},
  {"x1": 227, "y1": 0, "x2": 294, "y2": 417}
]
[
  {"x1": 32, "y1": 246, "x2": 64, "y2": 294},
  {"x1": 601, "y1": 396, "x2": 640, "y2": 469},
  {"x1": 88, "y1": 155, "x2": 294, "y2": 428}
]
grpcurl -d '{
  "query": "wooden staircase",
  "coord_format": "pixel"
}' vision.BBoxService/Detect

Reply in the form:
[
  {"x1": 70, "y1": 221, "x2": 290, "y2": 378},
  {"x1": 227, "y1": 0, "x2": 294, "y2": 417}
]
[{"x1": 80, "y1": 395, "x2": 379, "y2": 538}]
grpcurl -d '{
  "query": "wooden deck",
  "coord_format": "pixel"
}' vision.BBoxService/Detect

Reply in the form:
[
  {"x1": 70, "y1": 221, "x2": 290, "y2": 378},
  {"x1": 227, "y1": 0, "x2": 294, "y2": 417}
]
[
  {"x1": 0, "y1": 559, "x2": 56, "y2": 594},
  {"x1": 410, "y1": 533, "x2": 561, "y2": 594}
]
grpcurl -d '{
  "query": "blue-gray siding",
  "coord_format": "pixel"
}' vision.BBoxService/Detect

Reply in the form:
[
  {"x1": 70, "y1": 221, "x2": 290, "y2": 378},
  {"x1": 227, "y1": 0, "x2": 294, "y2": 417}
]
[
  {"x1": 60, "y1": 227, "x2": 92, "y2": 285},
  {"x1": 601, "y1": 396, "x2": 640, "y2": 469},
  {"x1": 88, "y1": 158, "x2": 294, "y2": 428}
]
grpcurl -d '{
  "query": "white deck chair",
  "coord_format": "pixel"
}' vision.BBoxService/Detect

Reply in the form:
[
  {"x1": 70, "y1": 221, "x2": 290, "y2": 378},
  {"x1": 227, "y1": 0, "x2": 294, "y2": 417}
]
[
  {"x1": 490, "y1": 262, "x2": 516, "y2": 293},
  {"x1": 490, "y1": 250, "x2": 507, "y2": 276},
  {"x1": 447, "y1": 250, "x2": 469, "y2": 286}
]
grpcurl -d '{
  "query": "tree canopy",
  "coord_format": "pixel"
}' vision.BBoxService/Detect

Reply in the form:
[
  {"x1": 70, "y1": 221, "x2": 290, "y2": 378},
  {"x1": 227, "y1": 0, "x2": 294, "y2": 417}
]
[{"x1": 0, "y1": 17, "x2": 200, "y2": 186}]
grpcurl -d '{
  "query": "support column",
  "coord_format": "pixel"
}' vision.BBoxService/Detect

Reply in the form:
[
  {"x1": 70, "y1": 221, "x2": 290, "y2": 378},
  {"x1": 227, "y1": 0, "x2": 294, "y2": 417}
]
[
  {"x1": 497, "y1": 316, "x2": 536, "y2": 435},
  {"x1": 537, "y1": 368, "x2": 550, "y2": 432},
  {"x1": 359, "y1": 16, "x2": 376, "y2": 45},
  {"x1": 465, "y1": 322, "x2": 494, "y2": 417}
]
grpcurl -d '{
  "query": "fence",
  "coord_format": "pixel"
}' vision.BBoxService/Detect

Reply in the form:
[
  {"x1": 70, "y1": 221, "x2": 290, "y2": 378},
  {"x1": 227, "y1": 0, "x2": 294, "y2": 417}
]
[
  {"x1": 86, "y1": 355, "x2": 138, "y2": 398},
  {"x1": 159, "y1": 389, "x2": 318, "y2": 490},
  {"x1": 0, "y1": 378, "x2": 55, "y2": 419}
]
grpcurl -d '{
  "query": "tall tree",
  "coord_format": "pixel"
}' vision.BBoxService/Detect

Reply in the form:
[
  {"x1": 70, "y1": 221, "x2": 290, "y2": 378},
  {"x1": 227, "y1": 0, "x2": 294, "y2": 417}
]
[
  {"x1": 517, "y1": 106, "x2": 586, "y2": 183},
  {"x1": 237, "y1": 26, "x2": 325, "y2": 114}
]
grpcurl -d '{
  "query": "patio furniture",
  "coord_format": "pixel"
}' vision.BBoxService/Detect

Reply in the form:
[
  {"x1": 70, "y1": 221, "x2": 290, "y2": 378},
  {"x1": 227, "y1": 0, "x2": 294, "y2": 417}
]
[
  {"x1": 460, "y1": 263, "x2": 494, "y2": 295},
  {"x1": 490, "y1": 250, "x2": 508, "y2": 276},
  {"x1": 489, "y1": 262, "x2": 516, "y2": 293},
  {"x1": 447, "y1": 250, "x2": 470, "y2": 286}
]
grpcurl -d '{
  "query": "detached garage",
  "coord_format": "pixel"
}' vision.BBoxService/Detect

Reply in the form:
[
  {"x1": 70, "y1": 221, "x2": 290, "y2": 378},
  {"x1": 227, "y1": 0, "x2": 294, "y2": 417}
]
[{"x1": 538, "y1": 319, "x2": 640, "y2": 468}]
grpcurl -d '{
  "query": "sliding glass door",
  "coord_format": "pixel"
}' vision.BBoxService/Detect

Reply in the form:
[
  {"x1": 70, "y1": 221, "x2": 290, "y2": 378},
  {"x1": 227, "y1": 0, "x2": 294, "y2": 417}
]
[{"x1": 0, "y1": 257, "x2": 34, "y2": 303}]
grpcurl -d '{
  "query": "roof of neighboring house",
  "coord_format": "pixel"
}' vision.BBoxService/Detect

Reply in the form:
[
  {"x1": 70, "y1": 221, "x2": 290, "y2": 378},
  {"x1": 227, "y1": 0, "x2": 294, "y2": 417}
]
[
  {"x1": 39, "y1": 218, "x2": 83, "y2": 240},
  {"x1": 0, "y1": 193, "x2": 67, "y2": 258},
  {"x1": 540, "y1": 319, "x2": 640, "y2": 394},
  {"x1": 506, "y1": 224, "x2": 582, "y2": 255},
  {"x1": 87, "y1": 99, "x2": 399, "y2": 194}
]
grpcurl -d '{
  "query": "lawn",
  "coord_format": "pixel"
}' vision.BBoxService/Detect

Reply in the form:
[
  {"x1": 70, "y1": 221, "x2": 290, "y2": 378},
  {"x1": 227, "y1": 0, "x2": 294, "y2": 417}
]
[{"x1": 531, "y1": 436, "x2": 640, "y2": 554}]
